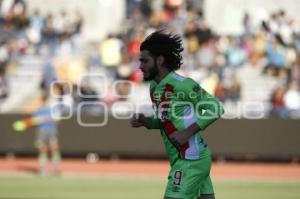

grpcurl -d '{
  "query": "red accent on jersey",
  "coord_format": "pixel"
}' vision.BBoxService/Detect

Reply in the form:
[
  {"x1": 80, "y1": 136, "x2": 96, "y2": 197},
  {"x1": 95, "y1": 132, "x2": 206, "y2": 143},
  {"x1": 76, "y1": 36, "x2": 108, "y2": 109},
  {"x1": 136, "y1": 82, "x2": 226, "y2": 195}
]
[
  {"x1": 160, "y1": 83, "x2": 190, "y2": 159},
  {"x1": 180, "y1": 143, "x2": 189, "y2": 158}
]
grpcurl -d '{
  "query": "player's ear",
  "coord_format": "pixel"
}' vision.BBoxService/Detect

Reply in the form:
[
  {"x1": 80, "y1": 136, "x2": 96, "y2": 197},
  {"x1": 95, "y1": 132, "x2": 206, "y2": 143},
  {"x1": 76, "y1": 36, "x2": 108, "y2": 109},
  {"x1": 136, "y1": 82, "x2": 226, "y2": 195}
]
[{"x1": 156, "y1": 56, "x2": 164, "y2": 66}]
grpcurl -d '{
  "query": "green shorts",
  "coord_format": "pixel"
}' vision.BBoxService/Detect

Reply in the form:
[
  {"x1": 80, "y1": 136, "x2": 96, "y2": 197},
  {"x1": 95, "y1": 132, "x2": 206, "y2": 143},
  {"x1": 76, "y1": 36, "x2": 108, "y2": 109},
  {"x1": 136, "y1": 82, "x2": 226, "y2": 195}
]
[{"x1": 164, "y1": 155, "x2": 214, "y2": 199}]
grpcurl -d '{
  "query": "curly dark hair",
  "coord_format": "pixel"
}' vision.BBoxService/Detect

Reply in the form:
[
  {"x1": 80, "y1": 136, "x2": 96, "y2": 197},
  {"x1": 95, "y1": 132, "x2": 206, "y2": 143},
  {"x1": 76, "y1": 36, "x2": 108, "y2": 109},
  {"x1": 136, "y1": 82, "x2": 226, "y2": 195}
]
[{"x1": 140, "y1": 30, "x2": 184, "y2": 70}]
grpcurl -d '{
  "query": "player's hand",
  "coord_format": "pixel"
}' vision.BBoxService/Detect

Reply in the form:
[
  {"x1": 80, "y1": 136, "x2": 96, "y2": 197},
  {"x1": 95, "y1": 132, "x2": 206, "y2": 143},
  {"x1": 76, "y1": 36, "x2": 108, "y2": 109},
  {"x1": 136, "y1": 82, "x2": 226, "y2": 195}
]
[
  {"x1": 130, "y1": 113, "x2": 145, "y2": 128},
  {"x1": 170, "y1": 123, "x2": 202, "y2": 148},
  {"x1": 169, "y1": 131, "x2": 190, "y2": 148}
]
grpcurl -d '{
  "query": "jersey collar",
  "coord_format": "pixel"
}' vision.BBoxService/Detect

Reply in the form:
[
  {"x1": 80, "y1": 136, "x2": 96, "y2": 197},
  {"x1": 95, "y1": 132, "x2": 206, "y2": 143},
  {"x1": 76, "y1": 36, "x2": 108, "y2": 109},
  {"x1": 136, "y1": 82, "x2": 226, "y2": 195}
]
[{"x1": 156, "y1": 71, "x2": 175, "y2": 87}]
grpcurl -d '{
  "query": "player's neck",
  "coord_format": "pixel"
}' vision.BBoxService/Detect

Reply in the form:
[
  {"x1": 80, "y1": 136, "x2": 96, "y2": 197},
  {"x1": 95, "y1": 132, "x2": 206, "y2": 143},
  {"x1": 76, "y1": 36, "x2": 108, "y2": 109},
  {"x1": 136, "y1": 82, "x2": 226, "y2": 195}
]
[{"x1": 154, "y1": 68, "x2": 171, "y2": 84}]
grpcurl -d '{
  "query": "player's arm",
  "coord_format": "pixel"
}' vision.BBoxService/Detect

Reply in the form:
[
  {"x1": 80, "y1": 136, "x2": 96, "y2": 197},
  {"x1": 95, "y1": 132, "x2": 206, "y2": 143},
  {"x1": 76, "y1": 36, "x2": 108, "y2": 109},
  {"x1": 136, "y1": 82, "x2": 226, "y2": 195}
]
[
  {"x1": 130, "y1": 113, "x2": 161, "y2": 129},
  {"x1": 170, "y1": 122, "x2": 202, "y2": 148},
  {"x1": 190, "y1": 82, "x2": 224, "y2": 130},
  {"x1": 170, "y1": 79, "x2": 224, "y2": 146},
  {"x1": 13, "y1": 115, "x2": 56, "y2": 132}
]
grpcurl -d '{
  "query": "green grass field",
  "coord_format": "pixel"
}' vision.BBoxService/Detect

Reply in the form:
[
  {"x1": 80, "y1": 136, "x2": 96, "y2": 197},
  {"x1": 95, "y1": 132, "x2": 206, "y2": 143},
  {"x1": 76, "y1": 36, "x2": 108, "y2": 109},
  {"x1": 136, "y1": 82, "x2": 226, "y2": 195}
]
[{"x1": 0, "y1": 175, "x2": 300, "y2": 199}]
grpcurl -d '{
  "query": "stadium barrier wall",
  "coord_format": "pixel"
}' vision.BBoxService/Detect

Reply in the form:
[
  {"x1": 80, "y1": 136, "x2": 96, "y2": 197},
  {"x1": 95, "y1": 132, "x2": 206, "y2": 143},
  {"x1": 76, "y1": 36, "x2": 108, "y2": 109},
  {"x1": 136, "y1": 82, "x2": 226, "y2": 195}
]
[{"x1": 1, "y1": 114, "x2": 299, "y2": 161}]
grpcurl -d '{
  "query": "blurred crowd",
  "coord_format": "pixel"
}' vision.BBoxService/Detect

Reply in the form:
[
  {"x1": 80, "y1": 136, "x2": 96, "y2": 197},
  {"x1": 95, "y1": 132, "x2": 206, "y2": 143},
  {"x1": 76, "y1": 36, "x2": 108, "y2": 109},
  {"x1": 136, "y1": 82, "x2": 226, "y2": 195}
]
[
  {"x1": 96, "y1": 0, "x2": 300, "y2": 118},
  {"x1": 1, "y1": 0, "x2": 300, "y2": 119},
  {"x1": 0, "y1": 0, "x2": 83, "y2": 56},
  {"x1": 0, "y1": 0, "x2": 83, "y2": 109}
]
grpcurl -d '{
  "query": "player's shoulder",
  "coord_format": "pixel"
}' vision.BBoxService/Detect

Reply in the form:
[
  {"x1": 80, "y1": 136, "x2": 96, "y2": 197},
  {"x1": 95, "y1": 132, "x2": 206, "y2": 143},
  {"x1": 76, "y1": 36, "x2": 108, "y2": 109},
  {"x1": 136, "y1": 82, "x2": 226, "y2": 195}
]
[
  {"x1": 182, "y1": 77, "x2": 198, "y2": 85},
  {"x1": 168, "y1": 72, "x2": 188, "y2": 88},
  {"x1": 175, "y1": 75, "x2": 200, "y2": 91},
  {"x1": 170, "y1": 72, "x2": 187, "y2": 82}
]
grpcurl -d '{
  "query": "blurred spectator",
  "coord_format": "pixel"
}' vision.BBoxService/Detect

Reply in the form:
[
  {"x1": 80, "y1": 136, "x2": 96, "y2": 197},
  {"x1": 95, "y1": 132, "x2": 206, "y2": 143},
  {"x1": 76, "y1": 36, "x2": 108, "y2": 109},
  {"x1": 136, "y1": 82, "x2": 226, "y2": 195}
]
[
  {"x1": 270, "y1": 85, "x2": 287, "y2": 118},
  {"x1": 0, "y1": 43, "x2": 9, "y2": 106},
  {"x1": 29, "y1": 9, "x2": 44, "y2": 33},
  {"x1": 237, "y1": 52, "x2": 269, "y2": 104},
  {"x1": 227, "y1": 77, "x2": 241, "y2": 103},
  {"x1": 40, "y1": 55, "x2": 57, "y2": 92},
  {"x1": 266, "y1": 37, "x2": 285, "y2": 68},
  {"x1": 225, "y1": 36, "x2": 247, "y2": 67},
  {"x1": 195, "y1": 41, "x2": 216, "y2": 69},
  {"x1": 0, "y1": 66, "x2": 8, "y2": 100},
  {"x1": 288, "y1": 53, "x2": 300, "y2": 86},
  {"x1": 168, "y1": 7, "x2": 187, "y2": 34},
  {"x1": 127, "y1": 32, "x2": 142, "y2": 58},
  {"x1": 0, "y1": 0, "x2": 26, "y2": 17},
  {"x1": 284, "y1": 83, "x2": 300, "y2": 118},
  {"x1": 184, "y1": 21, "x2": 199, "y2": 54},
  {"x1": 27, "y1": 9, "x2": 45, "y2": 54},
  {"x1": 42, "y1": 12, "x2": 57, "y2": 55},
  {"x1": 201, "y1": 69, "x2": 219, "y2": 95},
  {"x1": 243, "y1": 12, "x2": 253, "y2": 36},
  {"x1": 214, "y1": 80, "x2": 227, "y2": 102},
  {"x1": 53, "y1": 10, "x2": 70, "y2": 37},
  {"x1": 195, "y1": 19, "x2": 213, "y2": 45},
  {"x1": 70, "y1": 9, "x2": 83, "y2": 36},
  {"x1": 241, "y1": 35, "x2": 254, "y2": 58},
  {"x1": 12, "y1": 3, "x2": 29, "y2": 31},
  {"x1": 116, "y1": 54, "x2": 134, "y2": 80},
  {"x1": 99, "y1": 34, "x2": 122, "y2": 78}
]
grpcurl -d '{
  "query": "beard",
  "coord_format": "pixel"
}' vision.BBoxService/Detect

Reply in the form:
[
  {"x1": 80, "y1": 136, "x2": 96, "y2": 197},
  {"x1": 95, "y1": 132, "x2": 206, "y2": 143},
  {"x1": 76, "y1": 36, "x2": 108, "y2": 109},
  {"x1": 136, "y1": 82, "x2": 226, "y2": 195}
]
[{"x1": 143, "y1": 63, "x2": 159, "y2": 81}]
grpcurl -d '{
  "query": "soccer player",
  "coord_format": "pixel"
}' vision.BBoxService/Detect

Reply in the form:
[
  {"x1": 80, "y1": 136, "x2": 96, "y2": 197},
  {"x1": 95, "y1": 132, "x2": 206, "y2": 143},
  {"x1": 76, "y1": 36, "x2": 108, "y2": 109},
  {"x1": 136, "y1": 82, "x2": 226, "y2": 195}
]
[
  {"x1": 34, "y1": 93, "x2": 61, "y2": 176},
  {"x1": 131, "y1": 31, "x2": 224, "y2": 199}
]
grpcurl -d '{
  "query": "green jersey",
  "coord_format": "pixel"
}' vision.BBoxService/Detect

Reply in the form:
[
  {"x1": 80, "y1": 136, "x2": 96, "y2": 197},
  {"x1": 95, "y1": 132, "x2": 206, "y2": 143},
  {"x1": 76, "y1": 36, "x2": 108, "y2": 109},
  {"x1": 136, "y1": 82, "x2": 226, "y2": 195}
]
[{"x1": 149, "y1": 71, "x2": 224, "y2": 163}]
